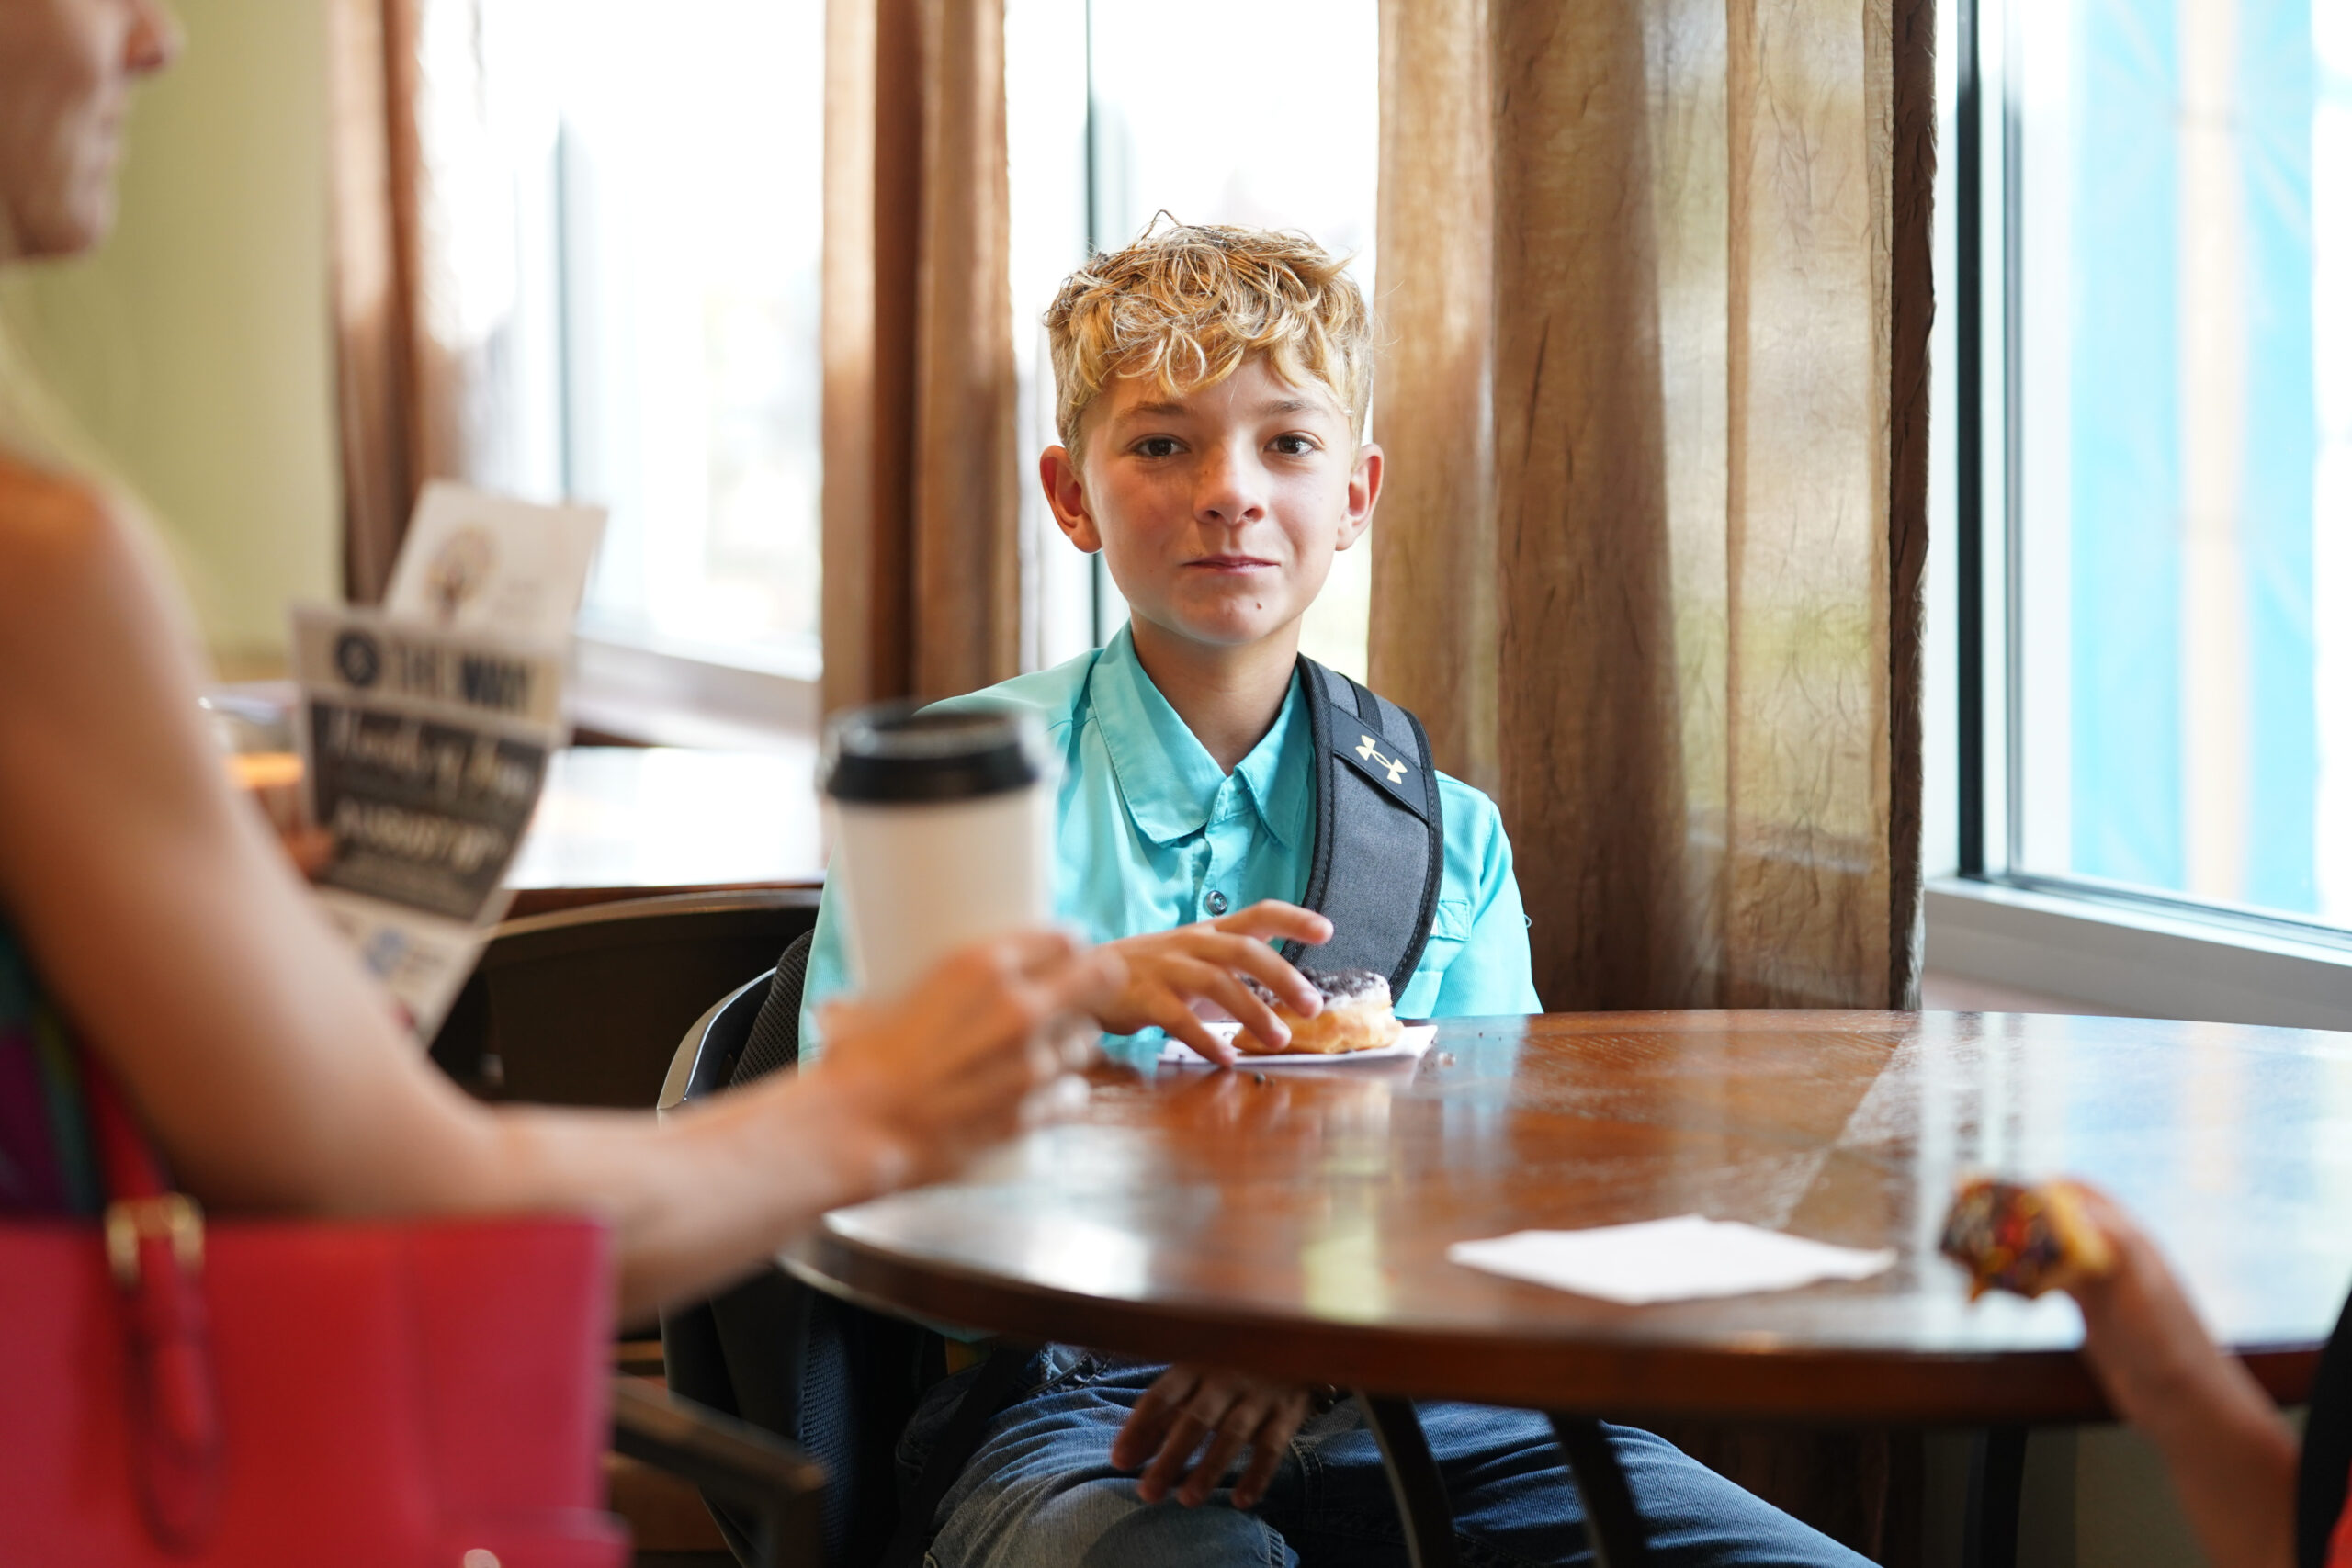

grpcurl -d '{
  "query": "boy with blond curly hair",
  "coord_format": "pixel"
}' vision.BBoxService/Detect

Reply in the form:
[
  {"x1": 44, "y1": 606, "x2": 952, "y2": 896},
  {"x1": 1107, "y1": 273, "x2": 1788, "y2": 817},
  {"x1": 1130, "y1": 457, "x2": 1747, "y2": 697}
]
[{"x1": 797, "y1": 223, "x2": 1863, "y2": 1568}]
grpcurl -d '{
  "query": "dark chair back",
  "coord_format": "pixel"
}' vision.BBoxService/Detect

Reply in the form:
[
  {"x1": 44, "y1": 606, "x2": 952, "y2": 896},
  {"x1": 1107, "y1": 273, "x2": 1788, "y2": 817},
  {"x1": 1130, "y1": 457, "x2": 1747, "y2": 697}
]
[
  {"x1": 658, "y1": 968, "x2": 774, "y2": 1111},
  {"x1": 661, "y1": 932, "x2": 934, "y2": 1568},
  {"x1": 432, "y1": 890, "x2": 820, "y2": 1108},
  {"x1": 422, "y1": 891, "x2": 831, "y2": 1565}
]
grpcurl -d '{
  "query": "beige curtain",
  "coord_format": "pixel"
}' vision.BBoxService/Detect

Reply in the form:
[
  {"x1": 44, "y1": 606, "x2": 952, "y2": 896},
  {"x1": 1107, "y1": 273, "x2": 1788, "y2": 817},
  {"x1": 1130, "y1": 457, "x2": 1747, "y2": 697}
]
[
  {"x1": 330, "y1": 0, "x2": 537, "y2": 606},
  {"x1": 327, "y1": 0, "x2": 428, "y2": 604},
  {"x1": 1374, "y1": 0, "x2": 1933, "y2": 1017},
  {"x1": 822, "y1": 0, "x2": 1022, "y2": 715}
]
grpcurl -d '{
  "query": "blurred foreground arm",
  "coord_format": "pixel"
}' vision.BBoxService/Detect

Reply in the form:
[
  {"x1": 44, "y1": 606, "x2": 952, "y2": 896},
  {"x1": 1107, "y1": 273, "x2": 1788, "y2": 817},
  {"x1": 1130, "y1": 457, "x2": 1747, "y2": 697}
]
[{"x1": 0, "y1": 464, "x2": 1119, "y2": 1321}]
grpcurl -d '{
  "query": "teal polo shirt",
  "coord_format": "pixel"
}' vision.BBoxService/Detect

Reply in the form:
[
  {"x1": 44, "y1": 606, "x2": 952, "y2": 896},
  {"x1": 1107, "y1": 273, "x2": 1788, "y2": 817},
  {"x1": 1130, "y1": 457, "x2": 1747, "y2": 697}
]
[{"x1": 799, "y1": 625, "x2": 1542, "y2": 1056}]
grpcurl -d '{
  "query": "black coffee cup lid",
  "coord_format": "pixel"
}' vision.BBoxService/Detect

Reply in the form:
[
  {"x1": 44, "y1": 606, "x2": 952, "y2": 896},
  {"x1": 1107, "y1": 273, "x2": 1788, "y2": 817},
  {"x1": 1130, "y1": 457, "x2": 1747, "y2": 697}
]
[{"x1": 821, "y1": 703, "x2": 1048, "y2": 803}]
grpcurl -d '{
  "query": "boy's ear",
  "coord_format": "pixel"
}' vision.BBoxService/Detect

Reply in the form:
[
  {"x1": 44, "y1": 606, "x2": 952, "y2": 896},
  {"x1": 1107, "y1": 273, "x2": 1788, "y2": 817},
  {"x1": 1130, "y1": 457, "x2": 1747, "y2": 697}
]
[
  {"x1": 1040, "y1": 445, "x2": 1102, "y2": 553},
  {"x1": 1335, "y1": 442, "x2": 1384, "y2": 552}
]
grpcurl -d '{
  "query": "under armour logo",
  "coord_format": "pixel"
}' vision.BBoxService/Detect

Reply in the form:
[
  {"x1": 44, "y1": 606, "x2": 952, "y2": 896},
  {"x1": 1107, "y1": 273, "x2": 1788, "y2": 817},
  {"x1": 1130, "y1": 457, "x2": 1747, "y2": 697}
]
[{"x1": 1355, "y1": 734, "x2": 1408, "y2": 785}]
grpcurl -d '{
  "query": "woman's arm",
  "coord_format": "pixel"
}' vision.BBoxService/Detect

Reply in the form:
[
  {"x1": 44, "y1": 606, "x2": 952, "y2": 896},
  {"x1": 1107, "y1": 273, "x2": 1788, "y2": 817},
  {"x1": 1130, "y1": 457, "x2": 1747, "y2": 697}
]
[
  {"x1": 0, "y1": 463, "x2": 1115, "y2": 1321},
  {"x1": 2063, "y1": 1185, "x2": 2301, "y2": 1568}
]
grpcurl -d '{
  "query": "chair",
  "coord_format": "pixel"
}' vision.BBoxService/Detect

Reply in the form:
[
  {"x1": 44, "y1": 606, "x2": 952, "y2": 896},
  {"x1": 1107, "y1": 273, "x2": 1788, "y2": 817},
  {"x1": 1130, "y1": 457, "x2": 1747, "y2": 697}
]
[
  {"x1": 660, "y1": 934, "x2": 1009, "y2": 1568},
  {"x1": 428, "y1": 889, "x2": 831, "y2": 1565},
  {"x1": 432, "y1": 888, "x2": 821, "y2": 1107},
  {"x1": 611, "y1": 1378, "x2": 824, "y2": 1566}
]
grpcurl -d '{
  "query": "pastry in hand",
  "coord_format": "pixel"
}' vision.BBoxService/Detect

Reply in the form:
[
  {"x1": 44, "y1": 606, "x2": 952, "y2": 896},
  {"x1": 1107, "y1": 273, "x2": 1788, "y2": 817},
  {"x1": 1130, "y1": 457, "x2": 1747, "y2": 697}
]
[
  {"x1": 1237, "y1": 968, "x2": 1403, "y2": 1055},
  {"x1": 1938, "y1": 1177, "x2": 2118, "y2": 1301}
]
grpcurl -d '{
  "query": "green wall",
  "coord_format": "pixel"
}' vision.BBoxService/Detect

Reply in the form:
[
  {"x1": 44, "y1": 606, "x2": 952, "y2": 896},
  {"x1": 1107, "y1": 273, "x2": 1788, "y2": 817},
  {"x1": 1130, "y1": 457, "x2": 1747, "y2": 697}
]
[{"x1": 0, "y1": 0, "x2": 338, "y2": 666}]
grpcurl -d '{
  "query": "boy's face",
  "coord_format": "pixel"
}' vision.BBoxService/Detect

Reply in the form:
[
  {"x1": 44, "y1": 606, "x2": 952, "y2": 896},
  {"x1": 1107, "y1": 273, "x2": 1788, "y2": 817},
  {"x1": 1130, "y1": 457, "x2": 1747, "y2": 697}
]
[{"x1": 1041, "y1": 357, "x2": 1381, "y2": 656}]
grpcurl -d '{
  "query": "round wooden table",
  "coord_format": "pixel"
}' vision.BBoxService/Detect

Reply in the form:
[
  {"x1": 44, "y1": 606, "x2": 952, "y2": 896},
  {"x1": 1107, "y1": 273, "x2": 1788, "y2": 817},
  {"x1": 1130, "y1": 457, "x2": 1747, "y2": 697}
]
[{"x1": 785, "y1": 1011, "x2": 2352, "y2": 1566}]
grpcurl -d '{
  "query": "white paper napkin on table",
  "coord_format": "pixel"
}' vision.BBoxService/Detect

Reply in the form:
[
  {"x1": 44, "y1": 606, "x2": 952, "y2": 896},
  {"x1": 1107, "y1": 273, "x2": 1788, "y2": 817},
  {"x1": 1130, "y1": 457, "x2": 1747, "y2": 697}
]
[{"x1": 1446, "y1": 1215, "x2": 1896, "y2": 1305}]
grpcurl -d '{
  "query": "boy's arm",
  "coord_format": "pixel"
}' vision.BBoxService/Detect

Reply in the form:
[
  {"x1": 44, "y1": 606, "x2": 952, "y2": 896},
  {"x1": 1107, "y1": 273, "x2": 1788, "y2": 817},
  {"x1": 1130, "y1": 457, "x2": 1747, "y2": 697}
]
[{"x1": 1428, "y1": 789, "x2": 1544, "y2": 1017}]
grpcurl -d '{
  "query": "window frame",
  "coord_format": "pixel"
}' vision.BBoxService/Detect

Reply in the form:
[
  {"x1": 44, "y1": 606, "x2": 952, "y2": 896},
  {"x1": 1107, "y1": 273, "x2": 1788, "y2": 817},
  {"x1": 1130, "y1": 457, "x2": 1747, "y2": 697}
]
[{"x1": 1931, "y1": 0, "x2": 2352, "y2": 1024}]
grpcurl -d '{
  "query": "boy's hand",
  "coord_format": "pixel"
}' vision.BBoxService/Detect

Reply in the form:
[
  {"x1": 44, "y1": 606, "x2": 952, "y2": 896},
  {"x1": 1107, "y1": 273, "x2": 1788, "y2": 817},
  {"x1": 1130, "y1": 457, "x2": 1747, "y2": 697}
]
[
  {"x1": 1098, "y1": 900, "x2": 1332, "y2": 1063},
  {"x1": 1111, "y1": 1362, "x2": 1321, "y2": 1509}
]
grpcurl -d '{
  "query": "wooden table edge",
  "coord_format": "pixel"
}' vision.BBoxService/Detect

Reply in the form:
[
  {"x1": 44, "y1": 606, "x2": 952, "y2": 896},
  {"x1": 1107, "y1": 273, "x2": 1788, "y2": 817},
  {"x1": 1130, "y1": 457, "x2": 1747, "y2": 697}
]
[{"x1": 782, "y1": 1231, "x2": 2324, "y2": 1427}]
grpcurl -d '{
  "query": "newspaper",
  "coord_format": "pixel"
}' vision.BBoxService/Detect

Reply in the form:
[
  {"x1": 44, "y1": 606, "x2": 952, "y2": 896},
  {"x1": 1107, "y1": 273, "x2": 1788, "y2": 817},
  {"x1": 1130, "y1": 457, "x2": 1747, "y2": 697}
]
[
  {"x1": 381, "y1": 481, "x2": 608, "y2": 644},
  {"x1": 292, "y1": 604, "x2": 569, "y2": 1038}
]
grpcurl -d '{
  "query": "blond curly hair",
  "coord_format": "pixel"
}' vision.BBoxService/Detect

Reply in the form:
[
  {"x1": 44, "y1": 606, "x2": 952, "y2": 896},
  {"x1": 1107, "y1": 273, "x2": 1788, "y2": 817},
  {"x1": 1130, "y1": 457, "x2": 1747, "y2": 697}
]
[{"x1": 1045, "y1": 219, "x2": 1373, "y2": 455}]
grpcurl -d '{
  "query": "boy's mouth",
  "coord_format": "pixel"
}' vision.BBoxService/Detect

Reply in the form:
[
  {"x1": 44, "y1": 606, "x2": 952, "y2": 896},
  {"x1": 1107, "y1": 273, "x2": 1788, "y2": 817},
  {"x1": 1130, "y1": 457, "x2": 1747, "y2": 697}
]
[{"x1": 1187, "y1": 555, "x2": 1277, "y2": 573}]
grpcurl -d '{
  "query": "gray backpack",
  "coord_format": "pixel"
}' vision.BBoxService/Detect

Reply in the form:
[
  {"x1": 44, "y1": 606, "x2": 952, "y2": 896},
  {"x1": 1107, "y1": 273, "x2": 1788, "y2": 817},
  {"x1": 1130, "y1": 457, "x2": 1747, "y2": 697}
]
[{"x1": 1280, "y1": 655, "x2": 1446, "y2": 995}]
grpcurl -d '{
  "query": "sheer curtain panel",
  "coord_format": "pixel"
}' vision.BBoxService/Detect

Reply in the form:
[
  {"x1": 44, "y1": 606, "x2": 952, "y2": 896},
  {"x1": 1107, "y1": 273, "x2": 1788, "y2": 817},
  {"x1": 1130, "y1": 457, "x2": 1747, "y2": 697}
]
[
  {"x1": 328, "y1": 0, "x2": 428, "y2": 604},
  {"x1": 329, "y1": 0, "x2": 555, "y2": 604},
  {"x1": 1374, "y1": 0, "x2": 1934, "y2": 1015},
  {"x1": 822, "y1": 0, "x2": 1023, "y2": 713}
]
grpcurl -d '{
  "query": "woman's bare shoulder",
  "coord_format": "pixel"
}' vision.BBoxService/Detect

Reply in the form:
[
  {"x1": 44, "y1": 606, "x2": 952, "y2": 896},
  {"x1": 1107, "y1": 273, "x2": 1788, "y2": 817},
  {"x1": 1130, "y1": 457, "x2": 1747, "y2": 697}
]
[
  {"x1": 0, "y1": 457, "x2": 141, "y2": 614},
  {"x1": 0, "y1": 454, "x2": 115, "y2": 557},
  {"x1": 0, "y1": 457, "x2": 198, "y2": 713}
]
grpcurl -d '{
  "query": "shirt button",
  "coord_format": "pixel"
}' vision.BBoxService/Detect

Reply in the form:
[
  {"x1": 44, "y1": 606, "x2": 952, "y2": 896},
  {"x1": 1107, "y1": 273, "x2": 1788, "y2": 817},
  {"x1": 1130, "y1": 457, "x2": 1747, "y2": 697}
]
[{"x1": 1205, "y1": 890, "x2": 1229, "y2": 917}]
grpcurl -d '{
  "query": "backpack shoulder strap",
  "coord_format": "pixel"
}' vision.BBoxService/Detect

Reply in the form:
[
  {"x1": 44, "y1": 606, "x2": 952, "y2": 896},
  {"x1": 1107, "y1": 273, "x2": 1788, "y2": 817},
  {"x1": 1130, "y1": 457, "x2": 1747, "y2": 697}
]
[{"x1": 1280, "y1": 657, "x2": 1446, "y2": 999}]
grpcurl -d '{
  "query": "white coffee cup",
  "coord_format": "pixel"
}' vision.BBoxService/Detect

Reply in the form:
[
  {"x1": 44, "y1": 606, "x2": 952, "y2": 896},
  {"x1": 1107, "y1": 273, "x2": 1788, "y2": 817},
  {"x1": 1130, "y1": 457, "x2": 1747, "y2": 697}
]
[{"x1": 821, "y1": 704, "x2": 1057, "y2": 1001}]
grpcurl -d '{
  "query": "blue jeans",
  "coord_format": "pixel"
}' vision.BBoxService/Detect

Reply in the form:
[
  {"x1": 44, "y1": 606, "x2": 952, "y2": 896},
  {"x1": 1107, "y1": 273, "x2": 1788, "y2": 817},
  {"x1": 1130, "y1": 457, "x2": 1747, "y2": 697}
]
[{"x1": 897, "y1": 1349, "x2": 1875, "y2": 1568}]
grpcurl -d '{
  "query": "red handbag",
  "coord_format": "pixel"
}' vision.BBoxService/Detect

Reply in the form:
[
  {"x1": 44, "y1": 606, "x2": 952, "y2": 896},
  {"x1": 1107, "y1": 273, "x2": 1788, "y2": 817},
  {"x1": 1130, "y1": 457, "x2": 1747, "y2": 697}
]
[{"x1": 0, "y1": 1064, "x2": 629, "y2": 1566}]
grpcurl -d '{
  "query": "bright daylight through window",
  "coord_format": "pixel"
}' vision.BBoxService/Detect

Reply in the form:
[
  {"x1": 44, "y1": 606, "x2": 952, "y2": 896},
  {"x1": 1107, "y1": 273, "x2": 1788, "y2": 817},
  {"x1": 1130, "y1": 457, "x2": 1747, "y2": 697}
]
[
  {"x1": 532, "y1": 0, "x2": 824, "y2": 672},
  {"x1": 2000, "y1": 0, "x2": 2352, "y2": 925}
]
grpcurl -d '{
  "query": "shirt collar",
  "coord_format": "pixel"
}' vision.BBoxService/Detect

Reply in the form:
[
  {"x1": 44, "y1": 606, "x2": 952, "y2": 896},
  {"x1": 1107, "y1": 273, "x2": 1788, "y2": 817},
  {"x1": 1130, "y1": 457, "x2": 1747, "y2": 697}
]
[{"x1": 1089, "y1": 626, "x2": 1312, "y2": 850}]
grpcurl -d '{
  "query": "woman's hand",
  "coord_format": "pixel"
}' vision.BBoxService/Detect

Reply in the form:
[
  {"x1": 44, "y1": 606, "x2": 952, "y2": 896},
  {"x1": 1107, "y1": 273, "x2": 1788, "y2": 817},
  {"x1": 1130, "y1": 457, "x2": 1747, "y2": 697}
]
[
  {"x1": 1097, "y1": 901, "x2": 1333, "y2": 1063},
  {"x1": 1110, "y1": 1362, "x2": 1321, "y2": 1509},
  {"x1": 811, "y1": 930, "x2": 1125, "y2": 1194},
  {"x1": 2058, "y1": 1183, "x2": 2299, "y2": 1568},
  {"x1": 279, "y1": 825, "x2": 336, "y2": 880}
]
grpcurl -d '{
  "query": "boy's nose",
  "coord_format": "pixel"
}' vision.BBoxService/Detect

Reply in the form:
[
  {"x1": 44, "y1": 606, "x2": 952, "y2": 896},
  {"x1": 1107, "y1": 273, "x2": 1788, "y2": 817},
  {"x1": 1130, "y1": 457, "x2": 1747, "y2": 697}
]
[{"x1": 1194, "y1": 446, "x2": 1269, "y2": 526}]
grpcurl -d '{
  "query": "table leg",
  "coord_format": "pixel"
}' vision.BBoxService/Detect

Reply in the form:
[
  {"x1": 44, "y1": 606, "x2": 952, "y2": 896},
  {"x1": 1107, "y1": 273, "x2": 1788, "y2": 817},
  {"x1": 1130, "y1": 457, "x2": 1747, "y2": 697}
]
[
  {"x1": 1962, "y1": 1425, "x2": 2028, "y2": 1568},
  {"x1": 1356, "y1": 1393, "x2": 1460, "y2": 1568},
  {"x1": 1547, "y1": 1414, "x2": 1652, "y2": 1568}
]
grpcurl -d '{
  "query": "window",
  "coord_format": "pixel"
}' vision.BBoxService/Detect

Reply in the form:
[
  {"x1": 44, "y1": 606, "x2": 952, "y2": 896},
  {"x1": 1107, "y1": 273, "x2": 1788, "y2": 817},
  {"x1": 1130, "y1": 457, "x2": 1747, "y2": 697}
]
[
  {"x1": 562, "y1": 3, "x2": 824, "y2": 672},
  {"x1": 1007, "y1": 0, "x2": 1381, "y2": 680},
  {"x1": 1957, "y1": 0, "x2": 2352, "y2": 931},
  {"x1": 435, "y1": 1, "x2": 825, "y2": 680}
]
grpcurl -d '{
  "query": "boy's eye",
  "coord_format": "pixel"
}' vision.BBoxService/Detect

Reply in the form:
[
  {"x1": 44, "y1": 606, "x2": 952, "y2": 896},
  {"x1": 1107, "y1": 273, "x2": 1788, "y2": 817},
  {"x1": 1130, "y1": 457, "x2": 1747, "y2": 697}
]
[
  {"x1": 1133, "y1": 436, "x2": 1182, "y2": 458},
  {"x1": 1269, "y1": 434, "x2": 1318, "y2": 457}
]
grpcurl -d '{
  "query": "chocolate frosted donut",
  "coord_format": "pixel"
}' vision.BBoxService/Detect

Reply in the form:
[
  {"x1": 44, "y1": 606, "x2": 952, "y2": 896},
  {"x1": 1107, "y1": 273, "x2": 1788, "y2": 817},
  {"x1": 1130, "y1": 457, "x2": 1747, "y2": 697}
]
[{"x1": 1238, "y1": 968, "x2": 1403, "y2": 1055}]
